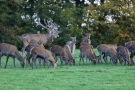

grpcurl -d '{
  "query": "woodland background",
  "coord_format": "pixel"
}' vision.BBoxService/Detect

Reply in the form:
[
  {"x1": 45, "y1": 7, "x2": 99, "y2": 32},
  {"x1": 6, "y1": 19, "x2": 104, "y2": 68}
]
[{"x1": 0, "y1": 0, "x2": 135, "y2": 50}]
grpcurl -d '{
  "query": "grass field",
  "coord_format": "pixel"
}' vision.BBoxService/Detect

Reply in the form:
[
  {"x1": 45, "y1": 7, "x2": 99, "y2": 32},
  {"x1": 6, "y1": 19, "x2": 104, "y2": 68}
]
[{"x1": 0, "y1": 49, "x2": 135, "y2": 90}]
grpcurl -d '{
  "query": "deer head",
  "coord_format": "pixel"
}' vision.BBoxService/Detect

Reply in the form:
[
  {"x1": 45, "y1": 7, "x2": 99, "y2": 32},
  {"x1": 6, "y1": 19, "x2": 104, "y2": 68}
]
[
  {"x1": 70, "y1": 36, "x2": 76, "y2": 44},
  {"x1": 85, "y1": 33, "x2": 91, "y2": 39}
]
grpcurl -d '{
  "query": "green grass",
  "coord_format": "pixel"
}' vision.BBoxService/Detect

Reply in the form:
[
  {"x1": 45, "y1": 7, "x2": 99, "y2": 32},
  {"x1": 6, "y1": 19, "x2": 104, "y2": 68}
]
[{"x1": 0, "y1": 49, "x2": 135, "y2": 90}]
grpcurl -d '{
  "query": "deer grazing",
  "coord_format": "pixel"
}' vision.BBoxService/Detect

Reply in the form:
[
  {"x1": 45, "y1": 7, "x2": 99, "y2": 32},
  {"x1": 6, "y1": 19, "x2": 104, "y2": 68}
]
[
  {"x1": 66, "y1": 36, "x2": 76, "y2": 58},
  {"x1": 79, "y1": 44, "x2": 97, "y2": 65},
  {"x1": 97, "y1": 44, "x2": 117, "y2": 64},
  {"x1": 50, "y1": 45, "x2": 75, "y2": 66},
  {"x1": 79, "y1": 33, "x2": 97, "y2": 65},
  {"x1": 117, "y1": 45, "x2": 131, "y2": 66},
  {"x1": 18, "y1": 18, "x2": 59, "y2": 55},
  {"x1": 0, "y1": 43, "x2": 25, "y2": 68},
  {"x1": 25, "y1": 42, "x2": 44, "y2": 65},
  {"x1": 28, "y1": 46, "x2": 57, "y2": 69}
]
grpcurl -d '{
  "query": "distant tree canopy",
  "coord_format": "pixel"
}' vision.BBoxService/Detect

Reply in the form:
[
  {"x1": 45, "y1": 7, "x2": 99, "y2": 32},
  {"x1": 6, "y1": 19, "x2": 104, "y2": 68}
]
[{"x1": 0, "y1": 0, "x2": 135, "y2": 49}]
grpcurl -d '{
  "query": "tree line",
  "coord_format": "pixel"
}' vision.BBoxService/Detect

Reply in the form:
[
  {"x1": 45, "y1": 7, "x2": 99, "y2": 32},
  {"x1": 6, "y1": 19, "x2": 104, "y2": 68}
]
[{"x1": 0, "y1": 0, "x2": 135, "y2": 50}]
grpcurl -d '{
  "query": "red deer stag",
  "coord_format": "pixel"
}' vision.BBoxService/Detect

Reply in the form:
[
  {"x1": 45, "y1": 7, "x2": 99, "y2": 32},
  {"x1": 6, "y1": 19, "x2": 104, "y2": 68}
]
[
  {"x1": 0, "y1": 43, "x2": 25, "y2": 68},
  {"x1": 19, "y1": 18, "x2": 59, "y2": 55}
]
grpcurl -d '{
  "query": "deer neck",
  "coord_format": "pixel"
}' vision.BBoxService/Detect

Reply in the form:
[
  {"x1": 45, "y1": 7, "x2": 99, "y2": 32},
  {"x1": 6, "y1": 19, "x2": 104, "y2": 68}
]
[{"x1": 45, "y1": 34, "x2": 54, "y2": 44}]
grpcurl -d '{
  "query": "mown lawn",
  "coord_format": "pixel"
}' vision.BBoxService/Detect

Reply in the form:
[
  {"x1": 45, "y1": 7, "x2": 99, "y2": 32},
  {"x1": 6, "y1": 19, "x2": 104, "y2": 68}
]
[{"x1": 0, "y1": 49, "x2": 135, "y2": 90}]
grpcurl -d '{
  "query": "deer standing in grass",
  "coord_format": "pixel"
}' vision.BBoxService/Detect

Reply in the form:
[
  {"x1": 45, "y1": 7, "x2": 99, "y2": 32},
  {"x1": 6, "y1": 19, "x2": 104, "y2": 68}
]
[
  {"x1": 79, "y1": 33, "x2": 97, "y2": 65},
  {"x1": 97, "y1": 44, "x2": 117, "y2": 64},
  {"x1": 50, "y1": 45, "x2": 75, "y2": 66},
  {"x1": 117, "y1": 45, "x2": 131, "y2": 66},
  {"x1": 25, "y1": 42, "x2": 44, "y2": 65},
  {"x1": 0, "y1": 43, "x2": 25, "y2": 68},
  {"x1": 18, "y1": 18, "x2": 59, "y2": 55},
  {"x1": 28, "y1": 46, "x2": 57, "y2": 69},
  {"x1": 66, "y1": 36, "x2": 76, "y2": 58}
]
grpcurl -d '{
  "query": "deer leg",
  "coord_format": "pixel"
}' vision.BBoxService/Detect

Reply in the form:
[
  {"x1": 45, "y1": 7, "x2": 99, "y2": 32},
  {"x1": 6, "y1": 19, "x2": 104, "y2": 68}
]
[
  {"x1": 0, "y1": 53, "x2": 2, "y2": 68},
  {"x1": 79, "y1": 54, "x2": 82, "y2": 65},
  {"x1": 124, "y1": 58, "x2": 126, "y2": 66},
  {"x1": 86, "y1": 56, "x2": 88, "y2": 63},
  {"x1": 43, "y1": 58, "x2": 46, "y2": 68},
  {"x1": 82, "y1": 55, "x2": 85, "y2": 65},
  {"x1": 103, "y1": 54, "x2": 107, "y2": 64},
  {"x1": 130, "y1": 52, "x2": 135, "y2": 65},
  {"x1": 124, "y1": 57, "x2": 128, "y2": 66},
  {"x1": 60, "y1": 56, "x2": 64, "y2": 65},
  {"x1": 13, "y1": 57, "x2": 16, "y2": 68},
  {"x1": 46, "y1": 59, "x2": 49, "y2": 68},
  {"x1": 26, "y1": 52, "x2": 30, "y2": 65},
  {"x1": 4, "y1": 55, "x2": 9, "y2": 68},
  {"x1": 31, "y1": 55, "x2": 37, "y2": 69},
  {"x1": 27, "y1": 54, "x2": 32, "y2": 65},
  {"x1": 38, "y1": 58, "x2": 41, "y2": 67},
  {"x1": 30, "y1": 57, "x2": 34, "y2": 69},
  {"x1": 34, "y1": 57, "x2": 37, "y2": 68},
  {"x1": 98, "y1": 52, "x2": 102, "y2": 63}
]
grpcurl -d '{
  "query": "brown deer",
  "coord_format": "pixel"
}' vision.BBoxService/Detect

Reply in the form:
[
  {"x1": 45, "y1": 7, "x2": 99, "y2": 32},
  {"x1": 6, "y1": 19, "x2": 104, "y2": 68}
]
[
  {"x1": 117, "y1": 45, "x2": 131, "y2": 66},
  {"x1": 80, "y1": 33, "x2": 91, "y2": 45},
  {"x1": 0, "y1": 43, "x2": 25, "y2": 68},
  {"x1": 18, "y1": 18, "x2": 59, "y2": 55},
  {"x1": 66, "y1": 36, "x2": 76, "y2": 58},
  {"x1": 97, "y1": 44, "x2": 117, "y2": 64},
  {"x1": 28, "y1": 46, "x2": 57, "y2": 69},
  {"x1": 79, "y1": 44, "x2": 97, "y2": 65},
  {"x1": 125, "y1": 41, "x2": 135, "y2": 51},
  {"x1": 25, "y1": 42, "x2": 44, "y2": 65},
  {"x1": 50, "y1": 45, "x2": 75, "y2": 66},
  {"x1": 127, "y1": 42, "x2": 135, "y2": 65},
  {"x1": 79, "y1": 33, "x2": 97, "y2": 65},
  {"x1": 64, "y1": 44, "x2": 75, "y2": 65}
]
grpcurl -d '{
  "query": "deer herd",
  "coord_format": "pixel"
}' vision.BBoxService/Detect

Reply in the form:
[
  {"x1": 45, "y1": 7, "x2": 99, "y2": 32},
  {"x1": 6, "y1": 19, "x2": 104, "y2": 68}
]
[{"x1": 0, "y1": 18, "x2": 135, "y2": 69}]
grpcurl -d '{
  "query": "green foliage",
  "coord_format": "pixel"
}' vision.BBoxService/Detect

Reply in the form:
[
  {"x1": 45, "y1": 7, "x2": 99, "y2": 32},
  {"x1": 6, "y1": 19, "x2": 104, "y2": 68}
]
[
  {"x1": 0, "y1": 0, "x2": 25, "y2": 48},
  {"x1": 1, "y1": 0, "x2": 135, "y2": 49}
]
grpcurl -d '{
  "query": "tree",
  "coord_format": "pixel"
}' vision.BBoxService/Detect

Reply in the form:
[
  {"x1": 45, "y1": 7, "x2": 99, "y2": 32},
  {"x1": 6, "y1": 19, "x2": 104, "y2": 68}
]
[
  {"x1": 81, "y1": 0, "x2": 135, "y2": 47},
  {"x1": 0, "y1": 0, "x2": 26, "y2": 49}
]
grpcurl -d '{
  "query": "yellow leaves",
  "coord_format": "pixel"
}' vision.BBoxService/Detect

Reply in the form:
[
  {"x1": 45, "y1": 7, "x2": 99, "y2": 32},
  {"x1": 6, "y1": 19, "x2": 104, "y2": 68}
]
[{"x1": 117, "y1": 29, "x2": 129, "y2": 38}]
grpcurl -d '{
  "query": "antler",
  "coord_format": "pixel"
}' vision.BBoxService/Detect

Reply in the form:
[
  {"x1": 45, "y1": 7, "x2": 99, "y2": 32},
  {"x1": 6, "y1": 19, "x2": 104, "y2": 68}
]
[
  {"x1": 44, "y1": 19, "x2": 58, "y2": 30},
  {"x1": 36, "y1": 18, "x2": 47, "y2": 29},
  {"x1": 37, "y1": 18, "x2": 58, "y2": 32}
]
